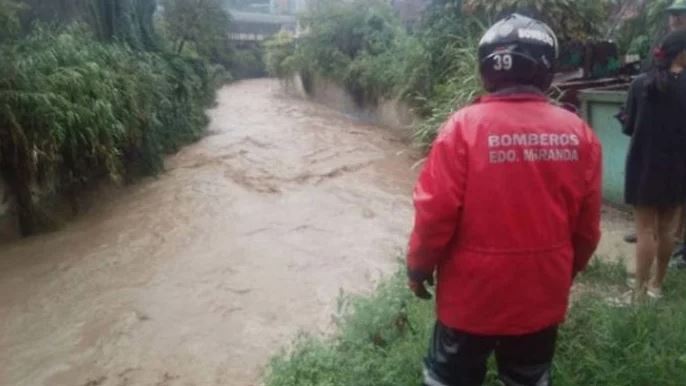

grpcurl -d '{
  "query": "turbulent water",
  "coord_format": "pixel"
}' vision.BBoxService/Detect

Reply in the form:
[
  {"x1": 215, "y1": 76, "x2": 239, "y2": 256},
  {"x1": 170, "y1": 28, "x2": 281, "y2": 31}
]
[{"x1": 0, "y1": 79, "x2": 419, "y2": 386}]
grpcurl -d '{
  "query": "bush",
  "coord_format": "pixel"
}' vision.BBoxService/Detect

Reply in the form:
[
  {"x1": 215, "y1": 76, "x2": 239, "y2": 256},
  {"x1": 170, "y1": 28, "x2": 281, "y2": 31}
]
[
  {"x1": 267, "y1": 0, "x2": 621, "y2": 148},
  {"x1": 270, "y1": 0, "x2": 416, "y2": 106},
  {"x1": 265, "y1": 32, "x2": 297, "y2": 79},
  {"x1": 0, "y1": 25, "x2": 220, "y2": 235},
  {"x1": 264, "y1": 0, "x2": 486, "y2": 146},
  {"x1": 231, "y1": 46, "x2": 267, "y2": 79},
  {"x1": 266, "y1": 261, "x2": 686, "y2": 386},
  {"x1": 412, "y1": 14, "x2": 485, "y2": 146}
]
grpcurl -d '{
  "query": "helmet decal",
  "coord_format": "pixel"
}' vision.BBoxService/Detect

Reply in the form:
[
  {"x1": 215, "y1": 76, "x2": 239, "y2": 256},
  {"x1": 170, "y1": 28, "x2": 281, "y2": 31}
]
[
  {"x1": 477, "y1": 14, "x2": 558, "y2": 92},
  {"x1": 517, "y1": 28, "x2": 555, "y2": 47}
]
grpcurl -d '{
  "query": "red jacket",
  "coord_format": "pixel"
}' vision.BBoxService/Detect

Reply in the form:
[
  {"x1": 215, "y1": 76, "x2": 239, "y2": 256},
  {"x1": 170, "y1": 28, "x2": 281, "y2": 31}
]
[{"x1": 408, "y1": 92, "x2": 602, "y2": 336}]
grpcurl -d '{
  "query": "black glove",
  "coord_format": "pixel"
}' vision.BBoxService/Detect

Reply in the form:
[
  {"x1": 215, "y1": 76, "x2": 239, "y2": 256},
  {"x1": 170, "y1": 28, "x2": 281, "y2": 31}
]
[{"x1": 408, "y1": 270, "x2": 434, "y2": 300}]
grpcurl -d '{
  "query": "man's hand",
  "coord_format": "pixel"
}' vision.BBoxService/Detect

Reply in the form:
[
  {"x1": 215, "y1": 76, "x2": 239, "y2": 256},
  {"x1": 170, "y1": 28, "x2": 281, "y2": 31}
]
[{"x1": 408, "y1": 270, "x2": 435, "y2": 300}]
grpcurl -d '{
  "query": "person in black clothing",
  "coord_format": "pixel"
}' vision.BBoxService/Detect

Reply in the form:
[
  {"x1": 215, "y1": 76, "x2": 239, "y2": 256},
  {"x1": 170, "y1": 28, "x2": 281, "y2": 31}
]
[
  {"x1": 625, "y1": 2, "x2": 686, "y2": 246},
  {"x1": 665, "y1": 1, "x2": 686, "y2": 269},
  {"x1": 622, "y1": 29, "x2": 686, "y2": 298}
]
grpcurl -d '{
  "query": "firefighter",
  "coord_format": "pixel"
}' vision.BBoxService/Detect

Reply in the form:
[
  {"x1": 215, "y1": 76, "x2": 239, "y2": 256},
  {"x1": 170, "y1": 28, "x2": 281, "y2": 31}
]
[{"x1": 407, "y1": 14, "x2": 602, "y2": 386}]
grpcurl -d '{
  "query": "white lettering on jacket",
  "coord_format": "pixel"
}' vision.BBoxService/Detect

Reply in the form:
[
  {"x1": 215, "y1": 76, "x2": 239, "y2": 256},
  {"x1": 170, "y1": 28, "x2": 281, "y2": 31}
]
[
  {"x1": 487, "y1": 133, "x2": 580, "y2": 164},
  {"x1": 488, "y1": 133, "x2": 580, "y2": 148}
]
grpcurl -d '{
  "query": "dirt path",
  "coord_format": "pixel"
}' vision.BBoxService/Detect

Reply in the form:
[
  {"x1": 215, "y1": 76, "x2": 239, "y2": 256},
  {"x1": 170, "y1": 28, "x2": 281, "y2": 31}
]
[{"x1": 0, "y1": 79, "x2": 420, "y2": 386}]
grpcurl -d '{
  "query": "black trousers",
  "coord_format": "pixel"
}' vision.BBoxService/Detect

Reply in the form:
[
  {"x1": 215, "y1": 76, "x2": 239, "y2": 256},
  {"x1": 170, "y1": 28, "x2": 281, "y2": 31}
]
[{"x1": 422, "y1": 321, "x2": 558, "y2": 386}]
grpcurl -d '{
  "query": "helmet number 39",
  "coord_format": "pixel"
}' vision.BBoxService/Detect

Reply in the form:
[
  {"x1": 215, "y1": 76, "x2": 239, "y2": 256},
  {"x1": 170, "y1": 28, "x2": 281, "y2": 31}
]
[{"x1": 493, "y1": 54, "x2": 513, "y2": 71}]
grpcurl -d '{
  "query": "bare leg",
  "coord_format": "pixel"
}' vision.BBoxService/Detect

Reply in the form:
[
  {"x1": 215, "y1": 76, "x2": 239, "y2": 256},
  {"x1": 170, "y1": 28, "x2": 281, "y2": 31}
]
[
  {"x1": 634, "y1": 207, "x2": 658, "y2": 295},
  {"x1": 675, "y1": 207, "x2": 686, "y2": 242},
  {"x1": 654, "y1": 206, "x2": 681, "y2": 289}
]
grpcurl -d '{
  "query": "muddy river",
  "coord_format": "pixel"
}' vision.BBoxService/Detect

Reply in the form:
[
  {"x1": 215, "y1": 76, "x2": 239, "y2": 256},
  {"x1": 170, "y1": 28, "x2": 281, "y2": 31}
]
[{"x1": 0, "y1": 79, "x2": 420, "y2": 386}]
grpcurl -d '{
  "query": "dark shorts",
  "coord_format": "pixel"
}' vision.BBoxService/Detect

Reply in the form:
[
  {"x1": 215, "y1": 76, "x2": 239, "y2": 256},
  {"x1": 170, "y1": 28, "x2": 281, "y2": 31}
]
[{"x1": 422, "y1": 321, "x2": 558, "y2": 386}]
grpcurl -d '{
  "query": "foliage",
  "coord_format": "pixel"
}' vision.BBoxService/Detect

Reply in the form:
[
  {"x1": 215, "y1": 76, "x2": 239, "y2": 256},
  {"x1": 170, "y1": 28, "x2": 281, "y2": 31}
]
[
  {"x1": 160, "y1": 0, "x2": 233, "y2": 63},
  {"x1": 413, "y1": 26, "x2": 482, "y2": 146},
  {"x1": 615, "y1": 0, "x2": 671, "y2": 59},
  {"x1": 0, "y1": 0, "x2": 25, "y2": 40},
  {"x1": 0, "y1": 25, "x2": 220, "y2": 235},
  {"x1": 15, "y1": 0, "x2": 161, "y2": 50},
  {"x1": 267, "y1": 0, "x2": 621, "y2": 147},
  {"x1": 266, "y1": 260, "x2": 686, "y2": 386},
  {"x1": 462, "y1": 0, "x2": 612, "y2": 41},
  {"x1": 266, "y1": 269, "x2": 434, "y2": 386},
  {"x1": 231, "y1": 45, "x2": 267, "y2": 79},
  {"x1": 263, "y1": 0, "x2": 484, "y2": 145},
  {"x1": 271, "y1": 0, "x2": 413, "y2": 105},
  {"x1": 0, "y1": 0, "x2": 237, "y2": 236},
  {"x1": 265, "y1": 32, "x2": 297, "y2": 79}
]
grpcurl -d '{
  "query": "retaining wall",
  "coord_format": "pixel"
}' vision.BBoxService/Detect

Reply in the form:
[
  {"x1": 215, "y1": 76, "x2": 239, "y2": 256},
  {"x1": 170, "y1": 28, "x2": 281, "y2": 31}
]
[{"x1": 287, "y1": 74, "x2": 417, "y2": 138}]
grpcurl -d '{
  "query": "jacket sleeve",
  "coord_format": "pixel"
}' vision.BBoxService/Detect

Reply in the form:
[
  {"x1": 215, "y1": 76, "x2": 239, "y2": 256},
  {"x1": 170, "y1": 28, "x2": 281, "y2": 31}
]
[
  {"x1": 407, "y1": 116, "x2": 467, "y2": 277},
  {"x1": 572, "y1": 131, "x2": 602, "y2": 274},
  {"x1": 621, "y1": 79, "x2": 639, "y2": 137}
]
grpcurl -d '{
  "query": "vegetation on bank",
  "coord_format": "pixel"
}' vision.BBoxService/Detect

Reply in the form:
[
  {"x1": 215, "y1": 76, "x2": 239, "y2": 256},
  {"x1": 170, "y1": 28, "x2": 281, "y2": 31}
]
[
  {"x1": 266, "y1": 259, "x2": 686, "y2": 386},
  {"x1": 265, "y1": 0, "x2": 672, "y2": 146},
  {"x1": 0, "y1": 0, "x2": 232, "y2": 236}
]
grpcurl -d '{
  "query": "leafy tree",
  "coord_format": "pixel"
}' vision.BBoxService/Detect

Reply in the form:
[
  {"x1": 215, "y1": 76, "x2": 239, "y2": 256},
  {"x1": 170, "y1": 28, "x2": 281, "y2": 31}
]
[
  {"x1": 0, "y1": 0, "x2": 224, "y2": 236},
  {"x1": 14, "y1": 0, "x2": 160, "y2": 50},
  {"x1": 160, "y1": 0, "x2": 232, "y2": 58},
  {"x1": 462, "y1": 0, "x2": 612, "y2": 41},
  {"x1": 88, "y1": 0, "x2": 160, "y2": 49},
  {"x1": 0, "y1": 0, "x2": 25, "y2": 40},
  {"x1": 0, "y1": 25, "x2": 219, "y2": 235},
  {"x1": 614, "y1": 0, "x2": 671, "y2": 58},
  {"x1": 265, "y1": 32, "x2": 296, "y2": 78}
]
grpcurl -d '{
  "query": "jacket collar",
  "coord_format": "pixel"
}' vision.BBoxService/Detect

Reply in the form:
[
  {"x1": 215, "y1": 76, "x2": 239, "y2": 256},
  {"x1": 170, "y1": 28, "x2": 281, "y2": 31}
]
[{"x1": 476, "y1": 86, "x2": 549, "y2": 104}]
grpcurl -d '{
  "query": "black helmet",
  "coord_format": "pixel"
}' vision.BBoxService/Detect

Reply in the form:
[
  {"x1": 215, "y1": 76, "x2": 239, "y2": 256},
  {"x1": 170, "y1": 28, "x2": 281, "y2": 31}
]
[{"x1": 478, "y1": 14, "x2": 559, "y2": 92}]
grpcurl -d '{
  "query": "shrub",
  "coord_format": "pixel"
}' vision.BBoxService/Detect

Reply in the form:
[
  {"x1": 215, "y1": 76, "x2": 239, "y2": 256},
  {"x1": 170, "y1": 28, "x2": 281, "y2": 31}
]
[
  {"x1": 412, "y1": 15, "x2": 484, "y2": 146},
  {"x1": 265, "y1": 32, "x2": 297, "y2": 79},
  {"x1": 276, "y1": 0, "x2": 414, "y2": 105},
  {"x1": 231, "y1": 46, "x2": 267, "y2": 79},
  {"x1": 265, "y1": 0, "x2": 486, "y2": 145},
  {"x1": 0, "y1": 25, "x2": 220, "y2": 235}
]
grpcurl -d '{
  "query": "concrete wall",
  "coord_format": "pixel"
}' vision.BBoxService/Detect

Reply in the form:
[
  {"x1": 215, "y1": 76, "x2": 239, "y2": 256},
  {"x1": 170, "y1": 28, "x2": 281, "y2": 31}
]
[
  {"x1": 579, "y1": 87, "x2": 630, "y2": 208},
  {"x1": 287, "y1": 74, "x2": 417, "y2": 138}
]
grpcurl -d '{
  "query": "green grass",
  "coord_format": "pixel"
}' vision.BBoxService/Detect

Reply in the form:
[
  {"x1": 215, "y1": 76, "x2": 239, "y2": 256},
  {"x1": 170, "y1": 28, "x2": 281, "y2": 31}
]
[{"x1": 265, "y1": 259, "x2": 686, "y2": 386}]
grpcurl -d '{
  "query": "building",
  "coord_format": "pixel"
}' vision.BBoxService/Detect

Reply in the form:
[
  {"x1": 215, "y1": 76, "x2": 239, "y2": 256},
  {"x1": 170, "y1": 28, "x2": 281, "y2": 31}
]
[
  {"x1": 228, "y1": 10, "x2": 297, "y2": 42},
  {"x1": 270, "y1": 0, "x2": 307, "y2": 15}
]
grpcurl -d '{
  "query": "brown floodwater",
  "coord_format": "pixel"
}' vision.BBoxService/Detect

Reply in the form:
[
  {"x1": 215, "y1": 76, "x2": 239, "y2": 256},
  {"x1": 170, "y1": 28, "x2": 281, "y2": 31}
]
[{"x1": 0, "y1": 79, "x2": 420, "y2": 386}]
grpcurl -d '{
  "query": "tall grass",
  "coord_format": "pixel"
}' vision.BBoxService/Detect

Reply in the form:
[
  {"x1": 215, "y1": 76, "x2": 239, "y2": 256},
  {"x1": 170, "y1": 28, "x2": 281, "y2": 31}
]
[
  {"x1": 0, "y1": 25, "x2": 222, "y2": 235},
  {"x1": 412, "y1": 25, "x2": 483, "y2": 147},
  {"x1": 266, "y1": 260, "x2": 686, "y2": 386}
]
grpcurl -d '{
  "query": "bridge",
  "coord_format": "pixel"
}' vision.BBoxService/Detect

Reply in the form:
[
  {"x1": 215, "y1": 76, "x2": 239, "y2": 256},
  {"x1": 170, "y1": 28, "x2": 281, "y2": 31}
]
[{"x1": 228, "y1": 10, "x2": 297, "y2": 42}]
